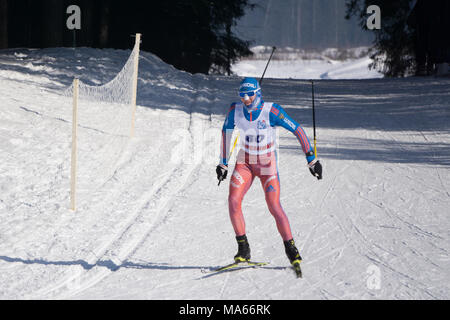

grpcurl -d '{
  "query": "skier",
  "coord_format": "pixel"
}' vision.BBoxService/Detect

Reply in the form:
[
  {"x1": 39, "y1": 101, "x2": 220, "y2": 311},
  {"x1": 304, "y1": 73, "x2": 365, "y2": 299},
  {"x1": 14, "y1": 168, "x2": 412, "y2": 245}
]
[{"x1": 216, "y1": 77, "x2": 322, "y2": 274}]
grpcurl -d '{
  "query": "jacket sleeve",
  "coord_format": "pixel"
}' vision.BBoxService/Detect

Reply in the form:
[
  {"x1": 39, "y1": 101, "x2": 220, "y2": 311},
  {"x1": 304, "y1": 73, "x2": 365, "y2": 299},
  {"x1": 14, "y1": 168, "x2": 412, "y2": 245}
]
[
  {"x1": 270, "y1": 103, "x2": 315, "y2": 162},
  {"x1": 219, "y1": 104, "x2": 237, "y2": 166}
]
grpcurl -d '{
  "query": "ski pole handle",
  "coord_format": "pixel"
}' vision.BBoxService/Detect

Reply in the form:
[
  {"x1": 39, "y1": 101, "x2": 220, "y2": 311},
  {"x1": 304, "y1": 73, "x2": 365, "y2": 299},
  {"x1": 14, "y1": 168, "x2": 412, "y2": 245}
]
[
  {"x1": 229, "y1": 133, "x2": 240, "y2": 158},
  {"x1": 218, "y1": 133, "x2": 239, "y2": 187},
  {"x1": 314, "y1": 138, "x2": 317, "y2": 158}
]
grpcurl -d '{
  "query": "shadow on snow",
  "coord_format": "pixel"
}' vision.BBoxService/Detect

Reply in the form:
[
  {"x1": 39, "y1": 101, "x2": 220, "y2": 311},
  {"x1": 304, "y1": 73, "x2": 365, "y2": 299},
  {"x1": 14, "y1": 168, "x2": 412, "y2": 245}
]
[{"x1": 0, "y1": 255, "x2": 285, "y2": 275}]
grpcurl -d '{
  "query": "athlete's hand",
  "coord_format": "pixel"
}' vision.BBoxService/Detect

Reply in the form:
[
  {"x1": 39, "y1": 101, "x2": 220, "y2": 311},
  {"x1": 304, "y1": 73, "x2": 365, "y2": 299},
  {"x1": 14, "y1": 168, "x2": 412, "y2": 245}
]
[
  {"x1": 308, "y1": 159, "x2": 322, "y2": 180},
  {"x1": 216, "y1": 164, "x2": 228, "y2": 185}
]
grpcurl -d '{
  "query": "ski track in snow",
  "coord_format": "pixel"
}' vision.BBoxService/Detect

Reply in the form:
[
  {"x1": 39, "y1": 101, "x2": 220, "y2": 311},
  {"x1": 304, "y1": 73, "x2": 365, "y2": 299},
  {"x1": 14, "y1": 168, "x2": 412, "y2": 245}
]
[
  {"x1": 28, "y1": 73, "x2": 215, "y2": 299},
  {"x1": 0, "y1": 48, "x2": 449, "y2": 299}
]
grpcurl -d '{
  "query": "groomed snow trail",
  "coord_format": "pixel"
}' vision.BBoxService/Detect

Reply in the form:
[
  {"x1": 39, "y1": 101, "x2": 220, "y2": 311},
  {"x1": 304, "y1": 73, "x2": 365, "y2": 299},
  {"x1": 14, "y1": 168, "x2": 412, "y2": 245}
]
[{"x1": 0, "y1": 48, "x2": 449, "y2": 299}]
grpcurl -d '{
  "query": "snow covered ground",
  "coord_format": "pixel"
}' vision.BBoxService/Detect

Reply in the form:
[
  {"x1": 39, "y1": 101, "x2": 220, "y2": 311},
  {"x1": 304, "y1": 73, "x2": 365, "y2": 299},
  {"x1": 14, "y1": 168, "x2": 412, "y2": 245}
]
[
  {"x1": 232, "y1": 46, "x2": 384, "y2": 80},
  {"x1": 0, "y1": 46, "x2": 449, "y2": 300}
]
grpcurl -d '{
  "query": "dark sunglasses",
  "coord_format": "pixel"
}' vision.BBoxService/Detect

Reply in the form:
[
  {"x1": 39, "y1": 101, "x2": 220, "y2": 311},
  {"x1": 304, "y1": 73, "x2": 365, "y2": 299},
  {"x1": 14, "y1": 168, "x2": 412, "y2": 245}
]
[{"x1": 239, "y1": 91, "x2": 257, "y2": 98}]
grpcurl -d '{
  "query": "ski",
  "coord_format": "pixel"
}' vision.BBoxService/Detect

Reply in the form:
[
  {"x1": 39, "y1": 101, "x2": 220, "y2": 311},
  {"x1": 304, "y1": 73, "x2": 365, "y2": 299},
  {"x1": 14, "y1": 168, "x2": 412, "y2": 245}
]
[
  {"x1": 201, "y1": 260, "x2": 302, "y2": 278},
  {"x1": 203, "y1": 261, "x2": 268, "y2": 274}
]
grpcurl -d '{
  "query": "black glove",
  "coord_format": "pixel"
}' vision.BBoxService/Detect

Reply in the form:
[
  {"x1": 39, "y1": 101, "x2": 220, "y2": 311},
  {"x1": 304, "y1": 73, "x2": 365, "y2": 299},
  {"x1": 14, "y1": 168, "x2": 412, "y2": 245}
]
[
  {"x1": 216, "y1": 164, "x2": 228, "y2": 185},
  {"x1": 308, "y1": 160, "x2": 322, "y2": 180}
]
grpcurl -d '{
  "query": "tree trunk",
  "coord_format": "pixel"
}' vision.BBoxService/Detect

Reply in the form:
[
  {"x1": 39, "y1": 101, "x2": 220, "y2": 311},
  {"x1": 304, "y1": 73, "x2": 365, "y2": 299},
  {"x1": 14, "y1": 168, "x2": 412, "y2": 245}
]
[
  {"x1": 226, "y1": 22, "x2": 231, "y2": 76},
  {"x1": 312, "y1": 0, "x2": 316, "y2": 46},
  {"x1": 41, "y1": 0, "x2": 64, "y2": 47},
  {"x1": 335, "y1": 0, "x2": 338, "y2": 47},
  {"x1": 0, "y1": 0, "x2": 7, "y2": 49},
  {"x1": 99, "y1": 0, "x2": 110, "y2": 47},
  {"x1": 296, "y1": 0, "x2": 301, "y2": 48},
  {"x1": 79, "y1": 0, "x2": 95, "y2": 47}
]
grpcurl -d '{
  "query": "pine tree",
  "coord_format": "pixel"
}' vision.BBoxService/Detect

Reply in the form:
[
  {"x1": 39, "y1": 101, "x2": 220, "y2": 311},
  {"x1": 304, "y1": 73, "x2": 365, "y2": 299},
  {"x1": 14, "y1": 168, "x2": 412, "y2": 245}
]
[
  {"x1": 346, "y1": 0, "x2": 450, "y2": 76},
  {"x1": 208, "y1": 0, "x2": 255, "y2": 75},
  {"x1": 346, "y1": 0, "x2": 416, "y2": 77}
]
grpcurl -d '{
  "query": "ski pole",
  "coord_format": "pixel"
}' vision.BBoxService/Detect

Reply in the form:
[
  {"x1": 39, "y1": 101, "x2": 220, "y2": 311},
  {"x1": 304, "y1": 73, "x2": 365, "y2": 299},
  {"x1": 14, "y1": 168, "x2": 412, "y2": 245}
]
[
  {"x1": 311, "y1": 80, "x2": 317, "y2": 157},
  {"x1": 218, "y1": 132, "x2": 240, "y2": 186},
  {"x1": 260, "y1": 46, "x2": 277, "y2": 85}
]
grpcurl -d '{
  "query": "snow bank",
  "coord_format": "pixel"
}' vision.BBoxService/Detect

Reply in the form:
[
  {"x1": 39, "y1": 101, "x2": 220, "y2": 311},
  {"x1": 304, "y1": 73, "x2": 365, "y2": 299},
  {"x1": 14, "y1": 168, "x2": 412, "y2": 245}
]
[{"x1": 232, "y1": 46, "x2": 383, "y2": 80}]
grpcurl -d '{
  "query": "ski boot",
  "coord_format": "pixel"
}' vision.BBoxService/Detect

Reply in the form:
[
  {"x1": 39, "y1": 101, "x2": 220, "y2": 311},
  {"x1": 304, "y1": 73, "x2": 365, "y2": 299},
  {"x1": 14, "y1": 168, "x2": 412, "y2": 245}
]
[
  {"x1": 234, "y1": 235, "x2": 251, "y2": 263},
  {"x1": 284, "y1": 239, "x2": 302, "y2": 278}
]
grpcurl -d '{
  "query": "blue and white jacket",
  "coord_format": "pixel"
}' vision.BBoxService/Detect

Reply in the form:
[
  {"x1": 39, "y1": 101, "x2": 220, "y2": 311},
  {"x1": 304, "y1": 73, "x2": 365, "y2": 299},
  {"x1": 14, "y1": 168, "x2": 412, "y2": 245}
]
[{"x1": 220, "y1": 100, "x2": 315, "y2": 166}]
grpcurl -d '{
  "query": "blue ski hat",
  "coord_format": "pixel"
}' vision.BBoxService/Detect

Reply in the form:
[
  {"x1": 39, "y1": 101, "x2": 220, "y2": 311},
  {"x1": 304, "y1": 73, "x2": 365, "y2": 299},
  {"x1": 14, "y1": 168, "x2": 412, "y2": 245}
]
[
  {"x1": 239, "y1": 77, "x2": 260, "y2": 94},
  {"x1": 238, "y1": 77, "x2": 262, "y2": 109}
]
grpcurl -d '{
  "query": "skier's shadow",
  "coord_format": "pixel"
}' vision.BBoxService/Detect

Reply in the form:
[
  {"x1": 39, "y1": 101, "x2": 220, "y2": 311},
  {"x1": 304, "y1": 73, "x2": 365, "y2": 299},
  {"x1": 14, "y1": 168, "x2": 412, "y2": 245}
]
[
  {"x1": 0, "y1": 255, "x2": 204, "y2": 272},
  {"x1": 0, "y1": 255, "x2": 287, "y2": 279}
]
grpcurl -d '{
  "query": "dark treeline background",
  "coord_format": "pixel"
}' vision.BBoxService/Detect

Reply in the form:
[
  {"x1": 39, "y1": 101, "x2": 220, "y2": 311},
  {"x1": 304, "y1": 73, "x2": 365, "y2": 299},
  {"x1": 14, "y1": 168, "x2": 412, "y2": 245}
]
[
  {"x1": 0, "y1": 0, "x2": 254, "y2": 74},
  {"x1": 234, "y1": 0, "x2": 373, "y2": 50},
  {"x1": 346, "y1": 0, "x2": 450, "y2": 76},
  {"x1": 1, "y1": 0, "x2": 449, "y2": 76}
]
